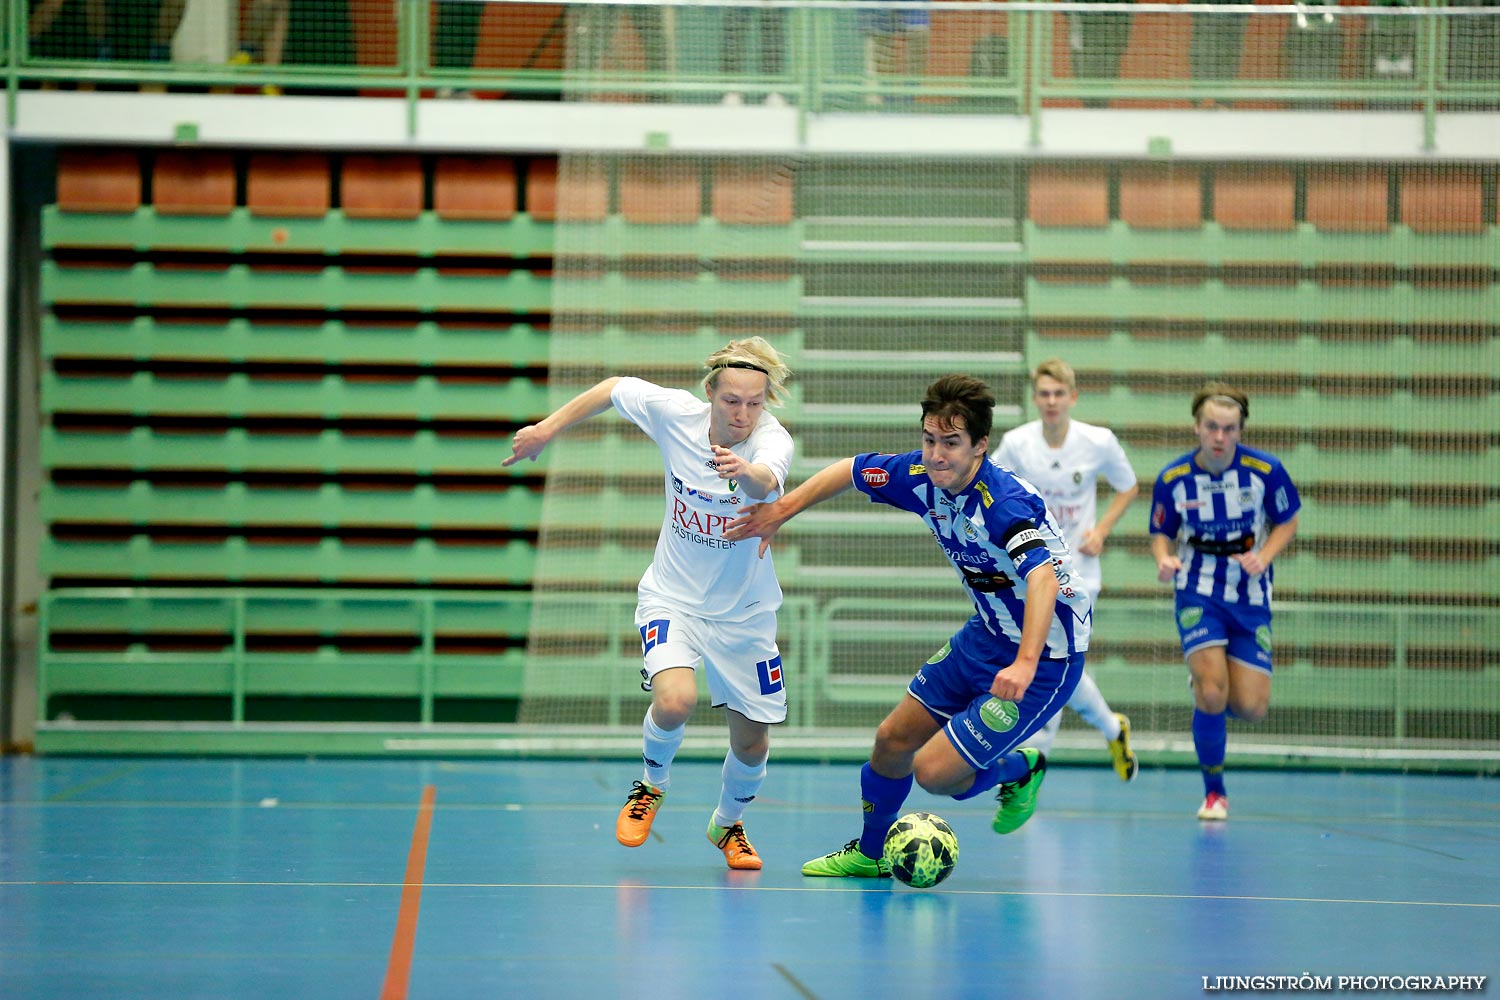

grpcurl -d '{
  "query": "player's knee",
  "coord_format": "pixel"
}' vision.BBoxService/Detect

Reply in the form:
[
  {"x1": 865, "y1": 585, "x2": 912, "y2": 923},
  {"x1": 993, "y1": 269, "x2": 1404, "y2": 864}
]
[
  {"x1": 911, "y1": 759, "x2": 962, "y2": 797},
  {"x1": 651, "y1": 689, "x2": 697, "y2": 727},
  {"x1": 1230, "y1": 697, "x2": 1268, "y2": 724},
  {"x1": 1193, "y1": 683, "x2": 1229, "y2": 714}
]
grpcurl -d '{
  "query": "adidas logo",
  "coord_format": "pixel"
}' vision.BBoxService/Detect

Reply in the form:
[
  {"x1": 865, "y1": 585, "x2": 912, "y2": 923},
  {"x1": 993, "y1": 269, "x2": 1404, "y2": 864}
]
[
  {"x1": 643, "y1": 755, "x2": 663, "y2": 768},
  {"x1": 734, "y1": 795, "x2": 756, "y2": 803}
]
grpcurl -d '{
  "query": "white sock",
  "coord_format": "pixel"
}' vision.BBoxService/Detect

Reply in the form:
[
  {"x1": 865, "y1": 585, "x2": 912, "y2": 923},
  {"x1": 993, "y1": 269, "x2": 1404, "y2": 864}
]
[
  {"x1": 712, "y1": 750, "x2": 767, "y2": 828},
  {"x1": 641, "y1": 707, "x2": 685, "y2": 792},
  {"x1": 1027, "y1": 711, "x2": 1063, "y2": 755},
  {"x1": 1068, "y1": 671, "x2": 1121, "y2": 740}
]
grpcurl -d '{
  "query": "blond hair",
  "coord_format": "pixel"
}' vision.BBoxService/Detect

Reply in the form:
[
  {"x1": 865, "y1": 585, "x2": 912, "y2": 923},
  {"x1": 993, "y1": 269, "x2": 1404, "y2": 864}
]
[
  {"x1": 703, "y1": 336, "x2": 792, "y2": 406},
  {"x1": 1032, "y1": 358, "x2": 1077, "y2": 392}
]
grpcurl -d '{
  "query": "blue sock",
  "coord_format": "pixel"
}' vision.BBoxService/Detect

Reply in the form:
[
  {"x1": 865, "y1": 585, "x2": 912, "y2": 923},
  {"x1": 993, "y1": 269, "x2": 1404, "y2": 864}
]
[
  {"x1": 856, "y1": 763, "x2": 913, "y2": 859},
  {"x1": 951, "y1": 750, "x2": 1032, "y2": 801},
  {"x1": 1192, "y1": 708, "x2": 1228, "y2": 796}
]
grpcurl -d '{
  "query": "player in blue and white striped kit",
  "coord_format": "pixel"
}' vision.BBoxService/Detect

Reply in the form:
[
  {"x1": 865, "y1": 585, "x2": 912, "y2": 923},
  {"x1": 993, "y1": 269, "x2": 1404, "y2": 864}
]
[
  {"x1": 726, "y1": 375, "x2": 1090, "y2": 878},
  {"x1": 1148, "y1": 382, "x2": 1301, "y2": 822}
]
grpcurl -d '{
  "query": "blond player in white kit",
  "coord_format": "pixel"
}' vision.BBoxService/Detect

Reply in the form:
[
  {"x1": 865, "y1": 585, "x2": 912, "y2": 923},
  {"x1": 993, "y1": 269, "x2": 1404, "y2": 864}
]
[
  {"x1": 993, "y1": 359, "x2": 1140, "y2": 780},
  {"x1": 504, "y1": 337, "x2": 794, "y2": 870}
]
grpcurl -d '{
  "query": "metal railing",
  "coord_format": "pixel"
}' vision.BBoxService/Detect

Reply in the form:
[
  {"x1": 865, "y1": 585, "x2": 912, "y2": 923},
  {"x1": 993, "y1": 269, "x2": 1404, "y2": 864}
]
[{"x1": 6, "y1": 2, "x2": 1499, "y2": 139}]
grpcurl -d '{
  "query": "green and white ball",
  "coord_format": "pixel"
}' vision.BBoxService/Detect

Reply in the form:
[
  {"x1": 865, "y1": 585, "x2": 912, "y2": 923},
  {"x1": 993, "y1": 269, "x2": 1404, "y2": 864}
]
[{"x1": 882, "y1": 811, "x2": 959, "y2": 888}]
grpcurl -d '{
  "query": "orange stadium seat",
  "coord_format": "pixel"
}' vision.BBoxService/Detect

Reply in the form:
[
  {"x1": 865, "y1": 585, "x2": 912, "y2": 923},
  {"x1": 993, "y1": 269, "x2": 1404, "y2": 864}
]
[
  {"x1": 1306, "y1": 165, "x2": 1389, "y2": 232},
  {"x1": 1213, "y1": 164, "x2": 1296, "y2": 231},
  {"x1": 525, "y1": 157, "x2": 609, "y2": 222},
  {"x1": 152, "y1": 151, "x2": 236, "y2": 215},
  {"x1": 711, "y1": 162, "x2": 794, "y2": 226},
  {"x1": 1400, "y1": 167, "x2": 1485, "y2": 235},
  {"x1": 434, "y1": 157, "x2": 518, "y2": 221},
  {"x1": 57, "y1": 149, "x2": 142, "y2": 214},
  {"x1": 1112, "y1": 0, "x2": 1193, "y2": 109},
  {"x1": 342, "y1": 155, "x2": 424, "y2": 220},
  {"x1": 246, "y1": 153, "x2": 331, "y2": 218},
  {"x1": 1119, "y1": 163, "x2": 1203, "y2": 229},
  {"x1": 619, "y1": 161, "x2": 702, "y2": 224},
  {"x1": 1028, "y1": 164, "x2": 1110, "y2": 227}
]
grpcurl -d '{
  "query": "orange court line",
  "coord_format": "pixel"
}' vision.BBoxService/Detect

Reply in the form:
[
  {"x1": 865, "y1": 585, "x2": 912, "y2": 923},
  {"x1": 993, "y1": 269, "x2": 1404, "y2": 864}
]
[{"x1": 379, "y1": 784, "x2": 437, "y2": 1000}]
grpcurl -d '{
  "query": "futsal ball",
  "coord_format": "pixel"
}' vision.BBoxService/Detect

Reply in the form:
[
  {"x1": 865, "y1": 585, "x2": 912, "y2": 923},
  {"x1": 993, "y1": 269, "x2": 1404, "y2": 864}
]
[{"x1": 882, "y1": 811, "x2": 959, "y2": 888}]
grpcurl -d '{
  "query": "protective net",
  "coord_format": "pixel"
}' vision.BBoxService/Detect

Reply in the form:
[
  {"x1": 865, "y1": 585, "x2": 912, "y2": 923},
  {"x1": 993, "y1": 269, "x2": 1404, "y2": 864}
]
[{"x1": 515, "y1": 1, "x2": 1500, "y2": 767}]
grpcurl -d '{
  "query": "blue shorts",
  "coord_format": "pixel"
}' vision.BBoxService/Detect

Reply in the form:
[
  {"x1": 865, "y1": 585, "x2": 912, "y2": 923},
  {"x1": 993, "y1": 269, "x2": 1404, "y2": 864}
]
[
  {"x1": 1174, "y1": 594, "x2": 1274, "y2": 674},
  {"x1": 908, "y1": 616, "x2": 1085, "y2": 771}
]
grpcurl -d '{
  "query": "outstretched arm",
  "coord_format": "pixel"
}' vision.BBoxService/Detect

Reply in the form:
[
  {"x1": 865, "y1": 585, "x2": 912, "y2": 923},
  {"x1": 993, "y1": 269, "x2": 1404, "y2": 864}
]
[
  {"x1": 503, "y1": 377, "x2": 621, "y2": 467},
  {"x1": 724, "y1": 457, "x2": 856, "y2": 558}
]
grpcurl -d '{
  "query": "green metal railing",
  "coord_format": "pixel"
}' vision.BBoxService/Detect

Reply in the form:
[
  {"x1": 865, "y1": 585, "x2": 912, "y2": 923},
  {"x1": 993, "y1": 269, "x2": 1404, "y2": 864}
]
[{"x1": 6, "y1": 2, "x2": 1498, "y2": 140}]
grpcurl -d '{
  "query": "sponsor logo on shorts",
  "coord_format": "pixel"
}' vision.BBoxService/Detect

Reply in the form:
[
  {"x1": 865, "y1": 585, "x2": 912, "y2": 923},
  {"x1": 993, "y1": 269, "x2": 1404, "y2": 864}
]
[
  {"x1": 1256, "y1": 625, "x2": 1272, "y2": 652},
  {"x1": 1184, "y1": 627, "x2": 1210, "y2": 643},
  {"x1": 1178, "y1": 607, "x2": 1203, "y2": 629},
  {"x1": 640, "y1": 619, "x2": 670, "y2": 654},
  {"x1": 979, "y1": 697, "x2": 1019, "y2": 733},
  {"x1": 757, "y1": 654, "x2": 784, "y2": 695},
  {"x1": 861, "y1": 467, "x2": 890, "y2": 488},
  {"x1": 926, "y1": 642, "x2": 951, "y2": 665},
  {"x1": 962, "y1": 717, "x2": 993, "y2": 751}
]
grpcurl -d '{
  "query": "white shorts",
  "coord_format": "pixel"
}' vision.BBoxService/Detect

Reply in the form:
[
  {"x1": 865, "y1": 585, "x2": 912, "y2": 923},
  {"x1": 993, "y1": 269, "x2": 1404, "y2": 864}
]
[{"x1": 634, "y1": 604, "x2": 787, "y2": 724}]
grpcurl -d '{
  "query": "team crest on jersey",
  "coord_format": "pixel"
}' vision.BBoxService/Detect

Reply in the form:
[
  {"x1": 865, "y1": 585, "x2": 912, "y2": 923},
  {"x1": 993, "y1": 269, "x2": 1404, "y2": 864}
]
[
  {"x1": 979, "y1": 698, "x2": 1019, "y2": 733},
  {"x1": 1178, "y1": 607, "x2": 1203, "y2": 629},
  {"x1": 640, "y1": 619, "x2": 671, "y2": 654},
  {"x1": 756, "y1": 654, "x2": 784, "y2": 695},
  {"x1": 963, "y1": 520, "x2": 980, "y2": 542},
  {"x1": 861, "y1": 467, "x2": 890, "y2": 488},
  {"x1": 1073, "y1": 471, "x2": 1083, "y2": 484}
]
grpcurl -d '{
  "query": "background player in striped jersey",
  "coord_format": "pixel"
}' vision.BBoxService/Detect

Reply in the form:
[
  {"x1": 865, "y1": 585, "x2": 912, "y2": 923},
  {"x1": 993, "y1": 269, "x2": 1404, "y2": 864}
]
[
  {"x1": 994, "y1": 358, "x2": 1140, "y2": 781},
  {"x1": 727, "y1": 375, "x2": 1090, "y2": 878},
  {"x1": 505, "y1": 337, "x2": 794, "y2": 870},
  {"x1": 1148, "y1": 382, "x2": 1301, "y2": 821}
]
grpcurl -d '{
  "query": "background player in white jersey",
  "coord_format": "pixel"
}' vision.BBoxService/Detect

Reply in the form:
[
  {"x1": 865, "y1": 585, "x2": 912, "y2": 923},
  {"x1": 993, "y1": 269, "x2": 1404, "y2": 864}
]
[
  {"x1": 504, "y1": 338, "x2": 794, "y2": 870},
  {"x1": 1148, "y1": 382, "x2": 1300, "y2": 822},
  {"x1": 727, "y1": 375, "x2": 1090, "y2": 878},
  {"x1": 994, "y1": 359, "x2": 1139, "y2": 780}
]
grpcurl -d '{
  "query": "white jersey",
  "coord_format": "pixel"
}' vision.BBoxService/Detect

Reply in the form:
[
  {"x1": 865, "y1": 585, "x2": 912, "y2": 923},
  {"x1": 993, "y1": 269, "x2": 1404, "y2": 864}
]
[
  {"x1": 611, "y1": 377, "x2": 794, "y2": 622},
  {"x1": 993, "y1": 418, "x2": 1137, "y2": 596}
]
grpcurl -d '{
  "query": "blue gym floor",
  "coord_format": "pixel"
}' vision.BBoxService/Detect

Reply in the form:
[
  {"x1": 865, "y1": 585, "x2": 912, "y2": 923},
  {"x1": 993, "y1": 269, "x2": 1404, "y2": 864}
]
[{"x1": 2, "y1": 755, "x2": 1496, "y2": 999}]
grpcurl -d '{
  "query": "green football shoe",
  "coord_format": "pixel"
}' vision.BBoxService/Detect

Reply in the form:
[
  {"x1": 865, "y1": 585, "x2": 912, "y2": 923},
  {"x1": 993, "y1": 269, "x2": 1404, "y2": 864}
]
[
  {"x1": 992, "y1": 748, "x2": 1047, "y2": 835},
  {"x1": 801, "y1": 839, "x2": 892, "y2": 878}
]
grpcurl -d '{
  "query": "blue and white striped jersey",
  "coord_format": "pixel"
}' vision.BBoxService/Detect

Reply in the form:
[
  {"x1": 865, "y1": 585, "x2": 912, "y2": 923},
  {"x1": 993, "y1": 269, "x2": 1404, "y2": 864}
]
[
  {"x1": 852, "y1": 450, "x2": 1092, "y2": 657},
  {"x1": 1148, "y1": 445, "x2": 1302, "y2": 607}
]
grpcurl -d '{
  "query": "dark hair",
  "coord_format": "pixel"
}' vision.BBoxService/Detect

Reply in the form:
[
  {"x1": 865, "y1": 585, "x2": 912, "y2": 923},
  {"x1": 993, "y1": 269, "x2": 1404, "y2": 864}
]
[
  {"x1": 921, "y1": 374, "x2": 996, "y2": 444},
  {"x1": 1191, "y1": 381, "x2": 1250, "y2": 422}
]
